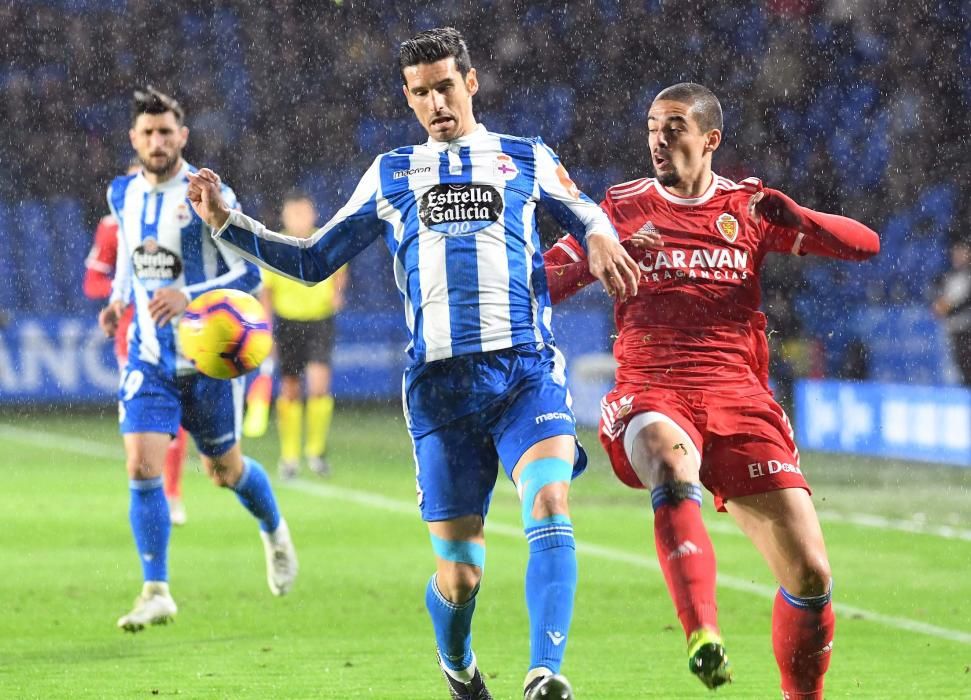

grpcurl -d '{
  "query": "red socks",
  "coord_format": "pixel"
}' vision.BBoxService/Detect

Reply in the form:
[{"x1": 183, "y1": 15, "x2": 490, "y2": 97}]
[
  {"x1": 651, "y1": 484, "x2": 719, "y2": 637},
  {"x1": 163, "y1": 427, "x2": 187, "y2": 500},
  {"x1": 773, "y1": 586, "x2": 835, "y2": 699}
]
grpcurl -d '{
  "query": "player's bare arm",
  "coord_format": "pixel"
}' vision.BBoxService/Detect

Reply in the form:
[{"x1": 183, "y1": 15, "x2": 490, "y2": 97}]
[
  {"x1": 750, "y1": 187, "x2": 879, "y2": 261},
  {"x1": 585, "y1": 232, "x2": 640, "y2": 299},
  {"x1": 186, "y1": 168, "x2": 231, "y2": 230},
  {"x1": 98, "y1": 299, "x2": 126, "y2": 337}
]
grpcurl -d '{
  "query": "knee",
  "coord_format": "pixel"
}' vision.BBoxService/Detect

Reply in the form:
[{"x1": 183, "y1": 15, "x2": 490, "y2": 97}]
[
  {"x1": 530, "y1": 483, "x2": 570, "y2": 522},
  {"x1": 785, "y1": 556, "x2": 832, "y2": 598},
  {"x1": 206, "y1": 460, "x2": 241, "y2": 488},
  {"x1": 126, "y1": 455, "x2": 159, "y2": 480},
  {"x1": 436, "y1": 566, "x2": 481, "y2": 604},
  {"x1": 279, "y1": 378, "x2": 302, "y2": 401}
]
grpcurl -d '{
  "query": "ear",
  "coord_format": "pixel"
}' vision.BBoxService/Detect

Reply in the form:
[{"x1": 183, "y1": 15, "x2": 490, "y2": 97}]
[
  {"x1": 179, "y1": 125, "x2": 189, "y2": 148},
  {"x1": 704, "y1": 128, "x2": 721, "y2": 154},
  {"x1": 466, "y1": 67, "x2": 478, "y2": 97},
  {"x1": 402, "y1": 83, "x2": 413, "y2": 108},
  {"x1": 128, "y1": 128, "x2": 137, "y2": 150}
]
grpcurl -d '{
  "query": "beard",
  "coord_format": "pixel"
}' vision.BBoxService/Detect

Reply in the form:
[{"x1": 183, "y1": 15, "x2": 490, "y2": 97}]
[
  {"x1": 655, "y1": 165, "x2": 681, "y2": 188},
  {"x1": 140, "y1": 152, "x2": 180, "y2": 177}
]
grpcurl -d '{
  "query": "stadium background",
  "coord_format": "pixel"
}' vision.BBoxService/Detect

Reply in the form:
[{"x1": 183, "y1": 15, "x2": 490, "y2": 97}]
[{"x1": 1, "y1": 2, "x2": 970, "y2": 698}]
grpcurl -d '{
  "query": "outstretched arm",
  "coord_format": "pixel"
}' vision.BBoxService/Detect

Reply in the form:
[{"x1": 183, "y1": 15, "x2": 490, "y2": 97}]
[
  {"x1": 750, "y1": 188, "x2": 880, "y2": 261},
  {"x1": 187, "y1": 167, "x2": 383, "y2": 284},
  {"x1": 544, "y1": 225, "x2": 662, "y2": 304},
  {"x1": 544, "y1": 236, "x2": 596, "y2": 304}
]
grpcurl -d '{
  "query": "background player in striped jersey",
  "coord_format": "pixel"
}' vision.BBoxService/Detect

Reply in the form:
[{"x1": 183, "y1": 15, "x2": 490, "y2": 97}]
[
  {"x1": 544, "y1": 83, "x2": 878, "y2": 698},
  {"x1": 98, "y1": 87, "x2": 297, "y2": 632},
  {"x1": 85, "y1": 159, "x2": 190, "y2": 526},
  {"x1": 186, "y1": 27, "x2": 638, "y2": 700}
]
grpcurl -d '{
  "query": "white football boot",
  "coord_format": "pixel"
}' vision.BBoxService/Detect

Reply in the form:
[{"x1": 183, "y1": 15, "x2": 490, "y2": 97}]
[
  {"x1": 168, "y1": 497, "x2": 187, "y2": 526},
  {"x1": 117, "y1": 582, "x2": 178, "y2": 632},
  {"x1": 260, "y1": 518, "x2": 298, "y2": 596}
]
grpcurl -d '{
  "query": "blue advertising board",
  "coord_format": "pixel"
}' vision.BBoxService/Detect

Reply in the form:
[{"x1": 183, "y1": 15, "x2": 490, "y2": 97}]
[
  {"x1": 0, "y1": 308, "x2": 614, "y2": 407},
  {"x1": 794, "y1": 378, "x2": 971, "y2": 467}
]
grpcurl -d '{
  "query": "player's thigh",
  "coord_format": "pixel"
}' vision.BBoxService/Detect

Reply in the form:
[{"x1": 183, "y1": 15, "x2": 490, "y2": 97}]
[
  {"x1": 413, "y1": 414, "x2": 500, "y2": 523},
  {"x1": 122, "y1": 432, "x2": 171, "y2": 479},
  {"x1": 118, "y1": 360, "x2": 181, "y2": 478},
  {"x1": 724, "y1": 487, "x2": 831, "y2": 596},
  {"x1": 201, "y1": 442, "x2": 245, "y2": 487},
  {"x1": 179, "y1": 372, "x2": 245, "y2": 466},
  {"x1": 492, "y1": 354, "x2": 585, "y2": 484},
  {"x1": 625, "y1": 411, "x2": 702, "y2": 488},
  {"x1": 599, "y1": 385, "x2": 702, "y2": 490}
]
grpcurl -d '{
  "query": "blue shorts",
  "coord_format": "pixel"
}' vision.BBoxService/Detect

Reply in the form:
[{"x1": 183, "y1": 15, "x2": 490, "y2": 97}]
[
  {"x1": 404, "y1": 343, "x2": 587, "y2": 522},
  {"x1": 118, "y1": 358, "x2": 244, "y2": 458}
]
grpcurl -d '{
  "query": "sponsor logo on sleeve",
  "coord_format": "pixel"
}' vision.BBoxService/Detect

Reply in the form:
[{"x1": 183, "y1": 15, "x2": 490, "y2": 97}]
[
  {"x1": 556, "y1": 164, "x2": 580, "y2": 199},
  {"x1": 393, "y1": 166, "x2": 432, "y2": 180}
]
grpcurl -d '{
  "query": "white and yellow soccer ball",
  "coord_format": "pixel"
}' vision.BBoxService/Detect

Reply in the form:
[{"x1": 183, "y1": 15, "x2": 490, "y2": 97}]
[{"x1": 178, "y1": 289, "x2": 272, "y2": 379}]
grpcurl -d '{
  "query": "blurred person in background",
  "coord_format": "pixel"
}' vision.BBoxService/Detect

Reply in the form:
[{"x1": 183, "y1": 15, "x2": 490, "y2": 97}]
[
  {"x1": 258, "y1": 190, "x2": 347, "y2": 479},
  {"x1": 932, "y1": 239, "x2": 971, "y2": 385},
  {"x1": 99, "y1": 87, "x2": 297, "y2": 633},
  {"x1": 186, "y1": 26, "x2": 637, "y2": 700},
  {"x1": 544, "y1": 82, "x2": 879, "y2": 698},
  {"x1": 85, "y1": 158, "x2": 190, "y2": 526}
]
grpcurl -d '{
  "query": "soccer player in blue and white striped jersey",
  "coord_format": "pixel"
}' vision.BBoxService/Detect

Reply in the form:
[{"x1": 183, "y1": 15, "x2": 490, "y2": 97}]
[
  {"x1": 98, "y1": 88, "x2": 297, "y2": 633},
  {"x1": 187, "y1": 28, "x2": 639, "y2": 700}
]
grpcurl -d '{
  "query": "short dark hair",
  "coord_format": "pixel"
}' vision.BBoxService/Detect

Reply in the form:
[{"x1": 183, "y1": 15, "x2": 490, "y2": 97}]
[
  {"x1": 398, "y1": 27, "x2": 471, "y2": 83},
  {"x1": 654, "y1": 82, "x2": 723, "y2": 133},
  {"x1": 132, "y1": 86, "x2": 184, "y2": 126},
  {"x1": 282, "y1": 188, "x2": 314, "y2": 205}
]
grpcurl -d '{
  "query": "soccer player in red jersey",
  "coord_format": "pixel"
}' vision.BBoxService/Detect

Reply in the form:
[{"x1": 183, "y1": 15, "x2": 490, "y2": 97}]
[
  {"x1": 84, "y1": 177, "x2": 190, "y2": 526},
  {"x1": 545, "y1": 83, "x2": 879, "y2": 698}
]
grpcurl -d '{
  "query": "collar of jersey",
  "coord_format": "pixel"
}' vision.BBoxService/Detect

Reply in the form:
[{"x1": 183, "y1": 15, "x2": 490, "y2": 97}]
[
  {"x1": 135, "y1": 160, "x2": 191, "y2": 192},
  {"x1": 424, "y1": 123, "x2": 489, "y2": 151},
  {"x1": 655, "y1": 171, "x2": 719, "y2": 206}
]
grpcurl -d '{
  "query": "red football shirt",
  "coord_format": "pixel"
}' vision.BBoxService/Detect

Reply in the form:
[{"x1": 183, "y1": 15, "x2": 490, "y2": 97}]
[
  {"x1": 83, "y1": 213, "x2": 134, "y2": 360},
  {"x1": 83, "y1": 214, "x2": 119, "y2": 300},
  {"x1": 551, "y1": 174, "x2": 806, "y2": 386}
]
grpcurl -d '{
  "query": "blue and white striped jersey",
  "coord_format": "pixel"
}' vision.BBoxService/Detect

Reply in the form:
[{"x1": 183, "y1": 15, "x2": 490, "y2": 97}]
[
  {"x1": 108, "y1": 161, "x2": 262, "y2": 374},
  {"x1": 215, "y1": 125, "x2": 617, "y2": 364}
]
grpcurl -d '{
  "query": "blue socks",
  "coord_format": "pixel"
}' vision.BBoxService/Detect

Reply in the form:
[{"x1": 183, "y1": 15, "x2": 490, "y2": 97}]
[
  {"x1": 426, "y1": 575, "x2": 476, "y2": 674},
  {"x1": 525, "y1": 519, "x2": 576, "y2": 673},
  {"x1": 233, "y1": 457, "x2": 281, "y2": 533},
  {"x1": 129, "y1": 477, "x2": 170, "y2": 582}
]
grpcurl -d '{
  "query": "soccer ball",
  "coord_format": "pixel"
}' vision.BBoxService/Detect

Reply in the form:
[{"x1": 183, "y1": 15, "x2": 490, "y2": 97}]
[{"x1": 178, "y1": 289, "x2": 272, "y2": 379}]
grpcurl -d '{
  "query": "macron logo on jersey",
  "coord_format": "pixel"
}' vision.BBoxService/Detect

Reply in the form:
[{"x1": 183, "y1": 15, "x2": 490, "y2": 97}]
[
  {"x1": 535, "y1": 411, "x2": 572, "y2": 425},
  {"x1": 393, "y1": 166, "x2": 431, "y2": 179}
]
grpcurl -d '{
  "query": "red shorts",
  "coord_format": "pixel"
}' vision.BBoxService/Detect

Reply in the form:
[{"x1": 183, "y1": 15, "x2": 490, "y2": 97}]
[{"x1": 598, "y1": 372, "x2": 808, "y2": 511}]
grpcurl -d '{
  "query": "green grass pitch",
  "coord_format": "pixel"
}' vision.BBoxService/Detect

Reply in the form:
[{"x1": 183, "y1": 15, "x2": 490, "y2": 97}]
[{"x1": 0, "y1": 406, "x2": 969, "y2": 699}]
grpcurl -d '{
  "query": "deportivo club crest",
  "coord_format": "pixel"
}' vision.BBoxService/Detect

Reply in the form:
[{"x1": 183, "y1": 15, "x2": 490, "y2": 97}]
[
  {"x1": 493, "y1": 154, "x2": 519, "y2": 180},
  {"x1": 175, "y1": 202, "x2": 193, "y2": 228},
  {"x1": 715, "y1": 213, "x2": 739, "y2": 243}
]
